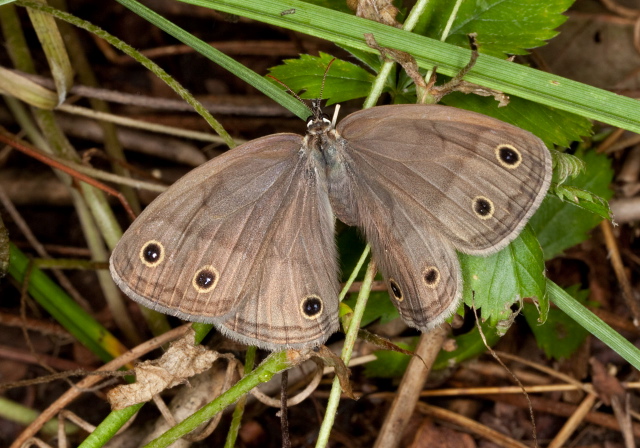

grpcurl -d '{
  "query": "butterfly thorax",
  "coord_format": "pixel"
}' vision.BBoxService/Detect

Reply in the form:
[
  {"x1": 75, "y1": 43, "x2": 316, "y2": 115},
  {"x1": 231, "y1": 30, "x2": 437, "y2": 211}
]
[{"x1": 303, "y1": 118, "x2": 357, "y2": 227}]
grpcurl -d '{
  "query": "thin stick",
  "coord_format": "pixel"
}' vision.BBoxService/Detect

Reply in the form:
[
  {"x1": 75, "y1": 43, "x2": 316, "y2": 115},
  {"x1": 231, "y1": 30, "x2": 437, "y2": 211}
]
[
  {"x1": 373, "y1": 326, "x2": 448, "y2": 448},
  {"x1": 280, "y1": 370, "x2": 291, "y2": 448},
  {"x1": 0, "y1": 128, "x2": 137, "y2": 221},
  {"x1": 11, "y1": 325, "x2": 191, "y2": 448}
]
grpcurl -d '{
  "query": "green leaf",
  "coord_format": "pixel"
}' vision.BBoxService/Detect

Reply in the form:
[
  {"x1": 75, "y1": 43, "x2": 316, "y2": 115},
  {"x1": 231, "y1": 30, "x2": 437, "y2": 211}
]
[
  {"x1": 133, "y1": 0, "x2": 640, "y2": 134},
  {"x1": 552, "y1": 149, "x2": 586, "y2": 184},
  {"x1": 267, "y1": 53, "x2": 375, "y2": 105},
  {"x1": 442, "y1": 93, "x2": 592, "y2": 149},
  {"x1": 344, "y1": 290, "x2": 399, "y2": 327},
  {"x1": 337, "y1": 44, "x2": 383, "y2": 74},
  {"x1": 460, "y1": 225, "x2": 547, "y2": 326},
  {"x1": 418, "y1": 0, "x2": 574, "y2": 58},
  {"x1": 363, "y1": 339, "x2": 416, "y2": 378},
  {"x1": 523, "y1": 284, "x2": 590, "y2": 360},
  {"x1": 529, "y1": 149, "x2": 614, "y2": 259},
  {"x1": 548, "y1": 281, "x2": 640, "y2": 371},
  {"x1": 551, "y1": 184, "x2": 612, "y2": 220},
  {"x1": 337, "y1": 226, "x2": 367, "y2": 280},
  {"x1": 300, "y1": 0, "x2": 352, "y2": 14},
  {"x1": 433, "y1": 320, "x2": 502, "y2": 370}
]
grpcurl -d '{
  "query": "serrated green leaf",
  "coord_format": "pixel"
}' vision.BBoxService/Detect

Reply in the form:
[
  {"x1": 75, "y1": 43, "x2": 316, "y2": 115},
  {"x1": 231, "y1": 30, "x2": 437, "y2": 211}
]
[
  {"x1": 267, "y1": 53, "x2": 375, "y2": 105},
  {"x1": 551, "y1": 184, "x2": 612, "y2": 220},
  {"x1": 522, "y1": 284, "x2": 590, "y2": 360},
  {"x1": 552, "y1": 149, "x2": 586, "y2": 184},
  {"x1": 530, "y1": 149, "x2": 614, "y2": 259},
  {"x1": 442, "y1": 93, "x2": 592, "y2": 149},
  {"x1": 418, "y1": 0, "x2": 574, "y2": 58},
  {"x1": 460, "y1": 225, "x2": 547, "y2": 326},
  {"x1": 337, "y1": 44, "x2": 382, "y2": 73}
]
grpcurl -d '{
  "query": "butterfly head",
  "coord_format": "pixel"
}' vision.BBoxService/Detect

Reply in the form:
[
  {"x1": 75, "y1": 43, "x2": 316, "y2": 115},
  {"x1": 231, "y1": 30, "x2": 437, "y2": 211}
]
[{"x1": 306, "y1": 99, "x2": 332, "y2": 135}]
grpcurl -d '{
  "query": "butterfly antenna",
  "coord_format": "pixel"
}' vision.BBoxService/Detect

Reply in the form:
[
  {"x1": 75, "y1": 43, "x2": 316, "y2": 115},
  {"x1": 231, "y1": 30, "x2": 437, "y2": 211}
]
[
  {"x1": 318, "y1": 58, "x2": 336, "y2": 104},
  {"x1": 266, "y1": 74, "x2": 313, "y2": 115}
]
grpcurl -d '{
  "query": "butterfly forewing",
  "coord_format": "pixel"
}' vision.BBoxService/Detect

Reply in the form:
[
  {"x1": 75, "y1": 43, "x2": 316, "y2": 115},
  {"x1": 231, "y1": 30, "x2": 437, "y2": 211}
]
[
  {"x1": 110, "y1": 134, "x2": 340, "y2": 349},
  {"x1": 336, "y1": 104, "x2": 552, "y2": 256}
]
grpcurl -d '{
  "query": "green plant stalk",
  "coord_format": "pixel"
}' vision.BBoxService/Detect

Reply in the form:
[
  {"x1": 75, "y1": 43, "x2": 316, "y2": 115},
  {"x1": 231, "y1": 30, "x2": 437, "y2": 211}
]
[
  {"x1": 8, "y1": 243, "x2": 127, "y2": 362},
  {"x1": 192, "y1": 322, "x2": 214, "y2": 344},
  {"x1": 316, "y1": 260, "x2": 377, "y2": 448},
  {"x1": 51, "y1": 0, "x2": 141, "y2": 214},
  {"x1": 224, "y1": 345, "x2": 256, "y2": 448},
  {"x1": 141, "y1": 350, "x2": 295, "y2": 448},
  {"x1": 363, "y1": 0, "x2": 431, "y2": 108},
  {"x1": 77, "y1": 403, "x2": 142, "y2": 448},
  {"x1": 14, "y1": 0, "x2": 235, "y2": 148},
  {"x1": 25, "y1": 0, "x2": 73, "y2": 104},
  {"x1": 338, "y1": 244, "x2": 370, "y2": 302},
  {"x1": 0, "y1": 397, "x2": 78, "y2": 436},
  {"x1": 548, "y1": 280, "x2": 640, "y2": 370},
  {"x1": 172, "y1": 0, "x2": 640, "y2": 133}
]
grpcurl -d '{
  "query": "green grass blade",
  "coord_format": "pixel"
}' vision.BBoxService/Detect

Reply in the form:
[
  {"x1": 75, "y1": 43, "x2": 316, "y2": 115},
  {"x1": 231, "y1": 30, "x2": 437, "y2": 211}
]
[
  {"x1": 114, "y1": 0, "x2": 310, "y2": 120},
  {"x1": 548, "y1": 280, "x2": 640, "y2": 370},
  {"x1": 170, "y1": 0, "x2": 640, "y2": 133},
  {"x1": 8, "y1": 243, "x2": 127, "y2": 362}
]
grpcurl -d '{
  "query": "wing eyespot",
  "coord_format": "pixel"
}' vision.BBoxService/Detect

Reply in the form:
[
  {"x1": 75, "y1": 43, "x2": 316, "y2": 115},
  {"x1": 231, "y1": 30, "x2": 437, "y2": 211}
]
[
  {"x1": 495, "y1": 144, "x2": 522, "y2": 169},
  {"x1": 192, "y1": 265, "x2": 219, "y2": 293},
  {"x1": 140, "y1": 240, "x2": 164, "y2": 267},
  {"x1": 300, "y1": 295, "x2": 323, "y2": 320},
  {"x1": 389, "y1": 279, "x2": 403, "y2": 302},
  {"x1": 472, "y1": 196, "x2": 494, "y2": 220},
  {"x1": 422, "y1": 266, "x2": 440, "y2": 289}
]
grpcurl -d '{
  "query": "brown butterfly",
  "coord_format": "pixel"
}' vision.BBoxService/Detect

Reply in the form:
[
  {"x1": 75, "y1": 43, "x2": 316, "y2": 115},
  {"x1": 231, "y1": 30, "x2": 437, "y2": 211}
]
[{"x1": 110, "y1": 103, "x2": 552, "y2": 350}]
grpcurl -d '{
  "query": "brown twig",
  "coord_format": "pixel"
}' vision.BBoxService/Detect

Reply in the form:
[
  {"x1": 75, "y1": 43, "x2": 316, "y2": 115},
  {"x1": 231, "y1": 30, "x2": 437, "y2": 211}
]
[
  {"x1": 0, "y1": 128, "x2": 137, "y2": 221},
  {"x1": 548, "y1": 392, "x2": 599, "y2": 448},
  {"x1": 600, "y1": 220, "x2": 640, "y2": 326},
  {"x1": 373, "y1": 326, "x2": 448, "y2": 448},
  {"x1": 11, "y1": 324, "x2": 191, "y2": 448},
  {"x1": 416, "y1": 401, "x2": 529, "y2": 448},
  {"x1": 0, "y1": 185, "x2": 93, "y2": 311}
]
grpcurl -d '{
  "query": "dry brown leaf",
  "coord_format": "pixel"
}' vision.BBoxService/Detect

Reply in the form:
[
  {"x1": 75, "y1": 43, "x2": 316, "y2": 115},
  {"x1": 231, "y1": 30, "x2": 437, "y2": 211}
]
[
  {"x1": 347, "y1": 0, "x2": 401, "y2": 28},
  {"x1": 107, "y1": 329, "x2": 222, "y2": 410}
]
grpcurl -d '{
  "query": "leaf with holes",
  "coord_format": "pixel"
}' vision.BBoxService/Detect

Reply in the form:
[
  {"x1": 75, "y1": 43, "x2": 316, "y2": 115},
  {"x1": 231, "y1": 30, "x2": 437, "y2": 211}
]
[{"x1": 459, "y1": 225, "x2": 547, "y2": 327}]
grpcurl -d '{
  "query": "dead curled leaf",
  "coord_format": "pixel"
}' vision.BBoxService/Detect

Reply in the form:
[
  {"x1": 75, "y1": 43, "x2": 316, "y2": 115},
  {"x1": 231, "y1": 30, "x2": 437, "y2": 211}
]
[
  {"x1": 107, "y1": 329, "x2": 224, "y2": 410},
  {"x1": 347, "y1": 0, "x2": 401, "y2": 28}
]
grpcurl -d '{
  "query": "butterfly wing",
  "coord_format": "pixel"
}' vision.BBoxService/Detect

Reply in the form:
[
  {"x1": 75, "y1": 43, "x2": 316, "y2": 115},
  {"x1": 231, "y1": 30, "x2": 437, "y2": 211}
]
[
  {"x1": 336, "y1": 104, "x2": 552, "y2": 255},
  {"x1": 329, "y1": 104, "x2": 551, "y2": 329},
  {"x1": 110, "y1": 134, "x2": 340, "y2": 350}
]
